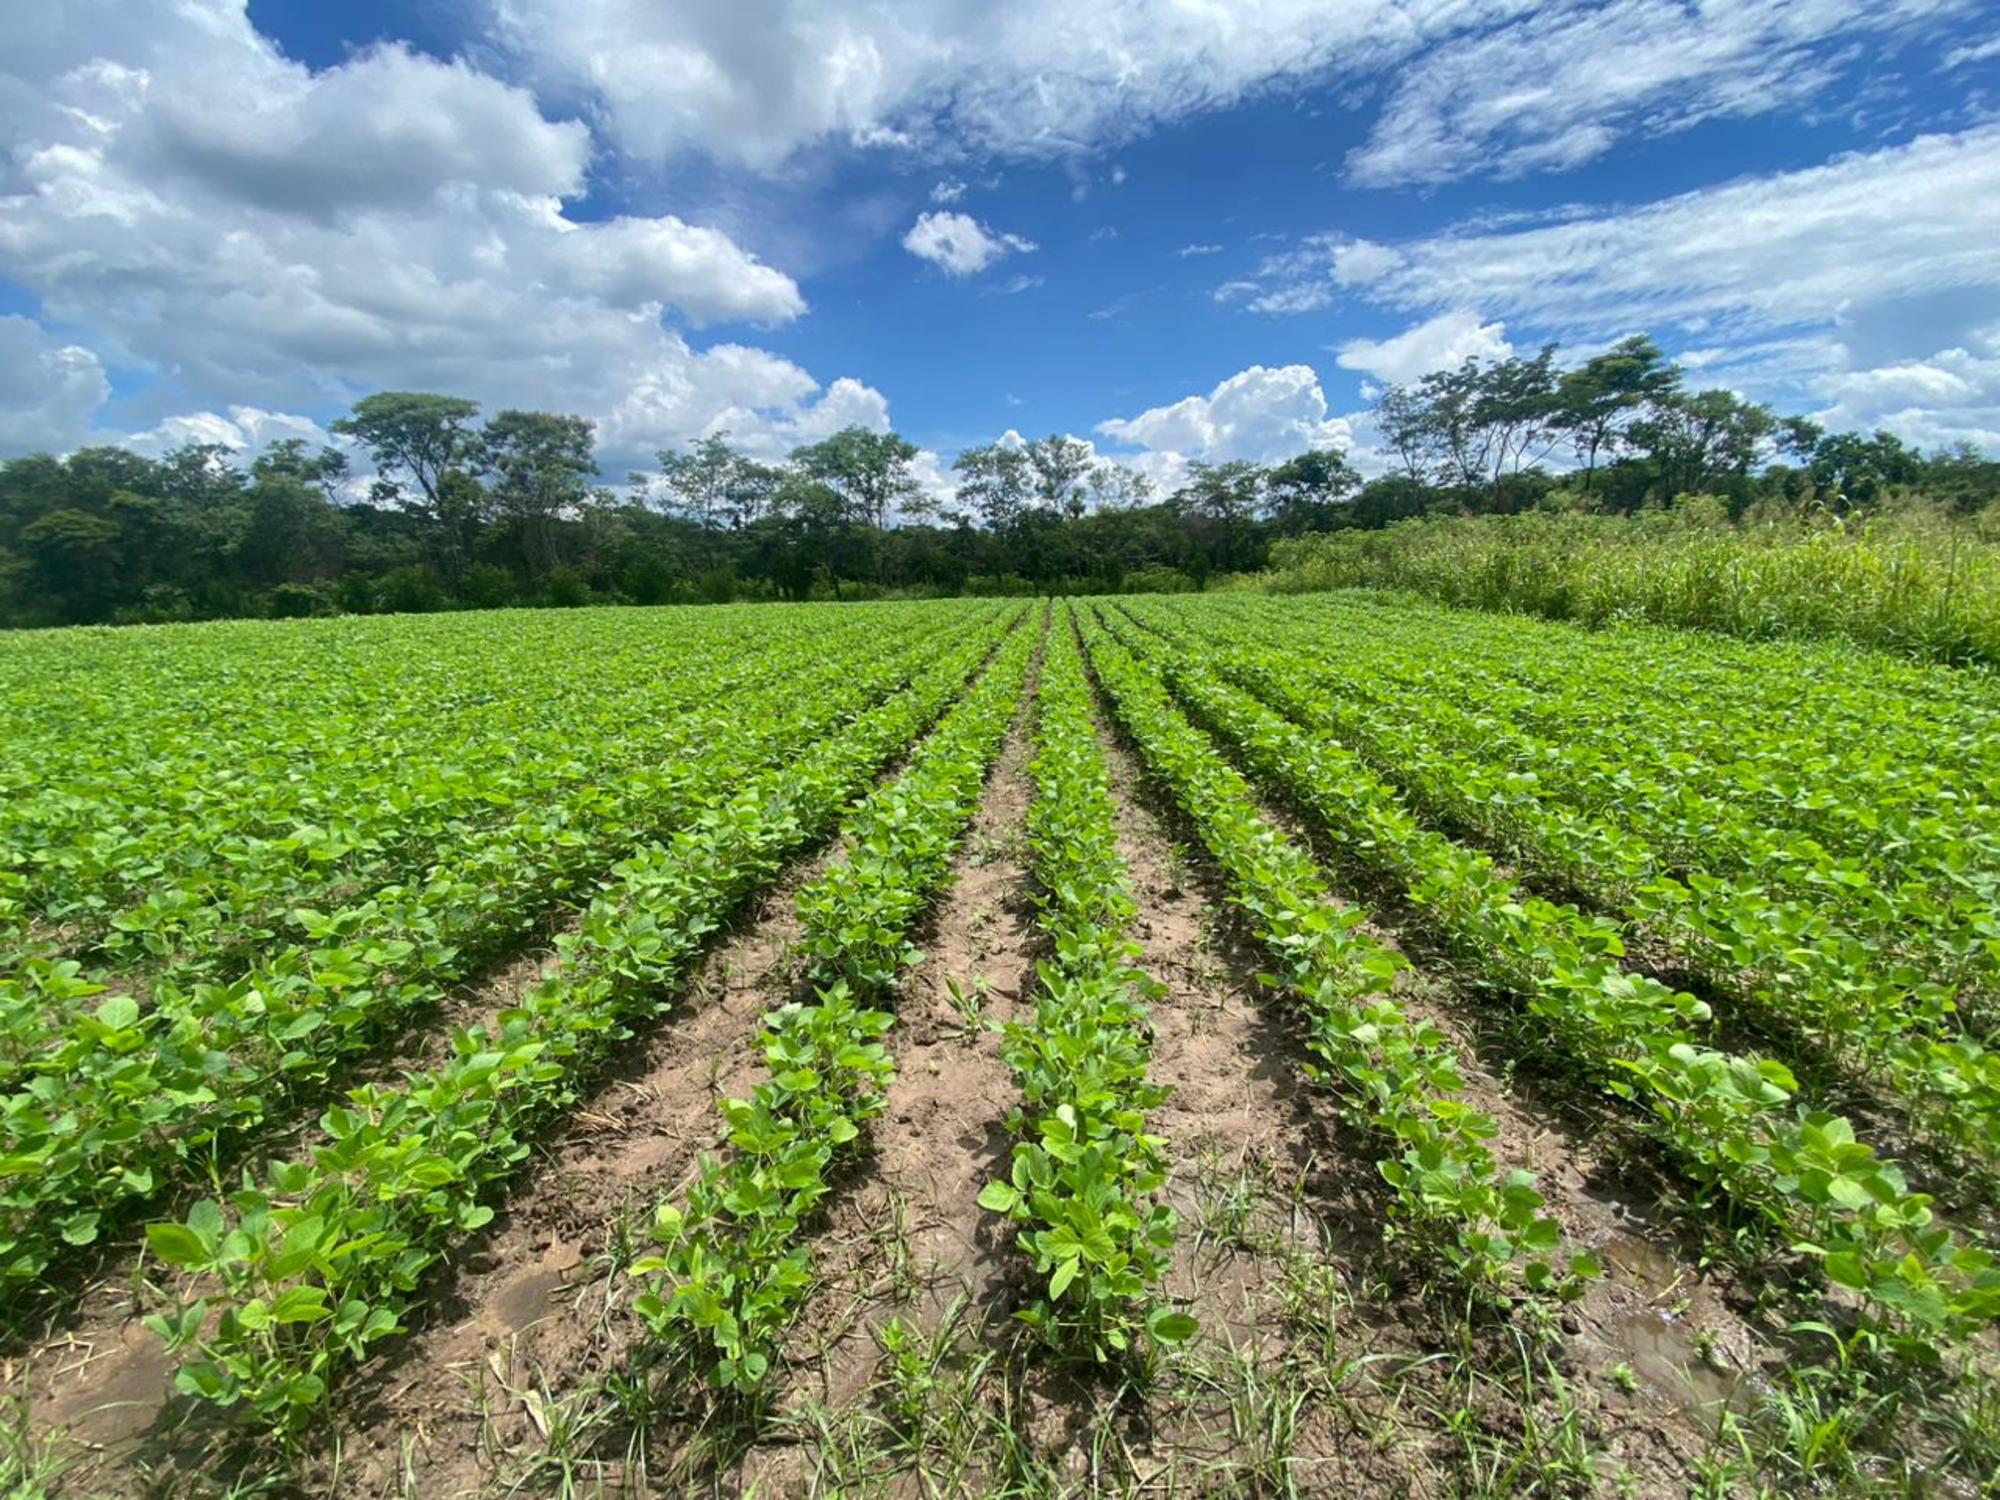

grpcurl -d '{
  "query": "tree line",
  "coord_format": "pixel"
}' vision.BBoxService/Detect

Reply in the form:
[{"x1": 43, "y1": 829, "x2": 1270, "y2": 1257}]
[{"x1": 2, "y1": 337, "x2": 1994, "y2": 627}]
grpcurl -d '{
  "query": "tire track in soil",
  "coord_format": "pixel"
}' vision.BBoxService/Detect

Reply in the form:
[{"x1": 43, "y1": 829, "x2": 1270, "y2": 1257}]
[{"x1": 730, "y1": 670, "x2": 1042, "y2": 1498}]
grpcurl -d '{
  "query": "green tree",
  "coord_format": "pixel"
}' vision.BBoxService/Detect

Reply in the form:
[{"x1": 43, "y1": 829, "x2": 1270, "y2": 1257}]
[
  {"x1": 1553, "y1": 335, "x2": 1679, "y2": 492},
  {"x1": 331, "y1": 392, "x2": 482, "y2": 577},
  {"x1": 791, "y1": 426, "x2": 919, "y2": 529},
  {"x1": 1804, "y1": 428, "x2": 1924, "y2": 510},
  {"x1": 953, "y1": 442, "x2": 1033, "y2": 531},
  {"x1": 1025, "y1": 434, "x2": 1094, "y2": 518},
  {"x1": 1631, "y1": 387, "x2": 1777, "y2": 500},
  {"x1": 1265, "y1": 448, "x2": 1360, "y2": 533},
  {"x1": 478, "y1": 410, "x2": 598, "y2": 578},
  {"x1": 650, "y1": 433, "x2": 781, "y2": 529}
]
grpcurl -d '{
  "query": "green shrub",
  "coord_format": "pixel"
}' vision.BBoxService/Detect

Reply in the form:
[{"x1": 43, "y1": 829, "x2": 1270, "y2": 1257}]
[{"x1": 1259, "y1": 502, "x2": 2000, "y2": 666}]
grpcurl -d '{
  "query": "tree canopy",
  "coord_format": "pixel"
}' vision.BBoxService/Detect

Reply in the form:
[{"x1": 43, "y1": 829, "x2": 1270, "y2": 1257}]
[{"x1": 3, "y1": 332, "x2": 1993, "y2": 627}]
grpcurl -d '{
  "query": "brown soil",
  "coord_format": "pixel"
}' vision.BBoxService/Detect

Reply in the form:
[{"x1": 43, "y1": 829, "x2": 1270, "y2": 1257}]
[
  {"x1": 722, "y1": 645, "x2": 1045, "y2": 1496},
  {"x1": 325, "y1": 845, "x2": 839, "y2": 1500}
]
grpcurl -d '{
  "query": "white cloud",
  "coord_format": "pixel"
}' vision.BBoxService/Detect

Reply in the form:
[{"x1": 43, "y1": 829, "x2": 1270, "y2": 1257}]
[
  {"x1": 1334, "y1": 309, "x2": 1514, "y2": 384},
  {"x1": 1353, "y1": 127, "x2": 2000, "y2": 337},
  {"x1": 1347, "y1": 0, "x2": 1973, "y2": 187},
  {"x1": 0, "y1": 316, "x2": 110, "y2": 455},
  {"x1": 902, "y1": 210, "x2": 1036, "y2": 276},
  {"x1": 120, "y1": 405, "x2": 334, "y2": 459},
  {"x1": 1808, "y1": 330, "x2": 2000, "y2": 451},
  {"x1": 989, "y1": 272, "x2": 1045, "y2": 296},
  {"x1": 1330, "y1": 238, "x2": 1402, "y2": 288},
  {"x1": 930, "y1": 178, "x2": 966, "y2": 203},
  {"x1": 496, "y1": 0, "x2": 1971, "y2": 188},
  {"x1": 1096, "y1": 364, "x2": 1353, "y2": 483},
  {"x1": 1943, "y1": 34, "x2": 2000, "y2": 68},
  {"x1": 494, "y1": 0, "x2": 1521, "y2": 171},
  {"x1": 1177, "y1": 243, "x2": 1224, "y2": 257},
  {"x1": 0, "y1": 0, "x2": 891, "y2": 477},
  {"x1": 1222, "y1": 126, "x2": 2000, "y2": 450}
]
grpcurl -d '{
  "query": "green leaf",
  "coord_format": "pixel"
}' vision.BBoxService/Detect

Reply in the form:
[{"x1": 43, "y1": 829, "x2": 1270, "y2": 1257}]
[
  {"x1": 146, "y1": 1222, "x2": 210, "y2": 1271},
  {"x1": 977, "y1": 1180, "x2": 1021, "y2": 1213}
]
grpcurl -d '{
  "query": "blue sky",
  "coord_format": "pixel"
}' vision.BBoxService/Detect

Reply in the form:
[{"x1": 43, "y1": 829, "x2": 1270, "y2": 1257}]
[{"x1": 3, "y1": 0, "x2": 1998, "y2": 496}]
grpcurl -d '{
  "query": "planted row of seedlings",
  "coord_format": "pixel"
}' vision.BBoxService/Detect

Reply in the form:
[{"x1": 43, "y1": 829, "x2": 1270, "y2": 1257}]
[
  {"x1": 1177, "y1": 592, "x2": 2000, "y2": 1012},
  {"x1": 0, "y1": 616, "x2": 922, "y2": 1127},
  {"x1": 977, "y1": 615, "x2": 1192, "y2": 1359},
  {"x1": 1132, "y1": 598, "x2": 2000, "y2": 1186},
  {"x1": 1099, "y1": 607, "x2": 2000, "y2": 1355},
  {"x1": 1244, "y1": 591, "x2": 2000, "y2": 919},
  {"x1": 628, "y1": 611, "x2": 1041, "y2": 1391},
  {"x1": 2, "y1": 612, "x2": 1000, "y2": 1299},
  {"x1": 1073, "y1": 606, "x2": 1590, "y2": 1299},
  {"x1": 139, "y1": 607, "x2": 1028, "y2": 1426},
  {"x1": 8, "y1": 625, "x2": 817, "y2": 997},
  {"x1": 0, "y1": 606, "x2": 807, "y2": 962}
]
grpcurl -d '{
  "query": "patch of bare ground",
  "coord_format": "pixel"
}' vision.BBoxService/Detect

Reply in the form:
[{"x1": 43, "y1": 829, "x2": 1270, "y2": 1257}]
[
  {"x1": 1086, "y1": 609, "x2": 1782, "y2": 1497},
  {"x1": 721, "y1": 656, "x2": 1043, "y2": 1498},
  {"x1": 8, "y1": 896, "x2": 609, "y2": 1498},
  {"x1": 319, "y1": 843, "x2": 843, "y2": 1500},
  {"x1": 1094, "y1": 722, "x2": 1448, "y2": 1496}
]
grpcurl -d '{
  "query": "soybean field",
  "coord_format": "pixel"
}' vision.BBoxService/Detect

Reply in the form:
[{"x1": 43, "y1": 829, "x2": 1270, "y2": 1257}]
[{"x1": 4, "y1": 595, "x2": 1999, "y2": 1499}]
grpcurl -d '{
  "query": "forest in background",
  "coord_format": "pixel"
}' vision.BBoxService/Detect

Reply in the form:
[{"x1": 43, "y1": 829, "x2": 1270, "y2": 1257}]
[{"x1": 3, "y1": 335, "x2": 1998, "y2": 628}]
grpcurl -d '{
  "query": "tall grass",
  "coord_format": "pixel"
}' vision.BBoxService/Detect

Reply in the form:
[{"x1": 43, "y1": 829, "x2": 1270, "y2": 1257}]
[{"x1": 1257, "y1": 502, "x2": 2000, "y2": 667}]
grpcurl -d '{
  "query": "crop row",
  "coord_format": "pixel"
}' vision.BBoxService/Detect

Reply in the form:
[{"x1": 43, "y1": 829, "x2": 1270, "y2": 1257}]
[
  {"x1": 978, "y1": 611, "x2": 1190, "y2": 1358},
  {"x1": 0, "y1": 614, "x2": 924, "y2": 1079},
  {"x1": 2, "y1": 608, "x2": 1006, "y2": 1297},
  {"x1": 1246, "y1": 591, "x2": 2000, "y2": 911},
  {"x1": 1099, "y1": 608, "x2": 2000, "y2": 1349},
  {"x1": 1127, "y1": 600, "x2": 2000, "y2": 1182},
  {"x1": 25, "y1": 624, "x2": 825, "y2": 989},
  {"x1": 143, "y1": 607, "x2": 1028, "y2": 1424},
  {"x1": 0, "y1": 608, "x2": 801, "y2": 949},
  {"x1": 630, "y1": 611, "x2": 1040, "y2": 1390},
  {"x1": 1075, "y1": 607, "x2": 1586, "y2": 1298},
  {"x1": 1202, "y1": 595, "x2": 2000, "y2": 1006}
]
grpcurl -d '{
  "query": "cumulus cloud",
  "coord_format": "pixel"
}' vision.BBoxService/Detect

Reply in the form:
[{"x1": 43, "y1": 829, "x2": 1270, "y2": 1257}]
[
  {"x1": 930, "y1": 178, "x2": 967, "y2": 203},
  {"x1": 902, "y1": 210, "x2": 1036, "y2": 276},
  {"x1": 120, "y1": 405, "x2": 335, "y2": 460},
  {"x1": 0, "y1": 0, "x2": 884, "y2": 476},
  {"x1": 1334, "y1": 309, "x2": 1514, "y2": 384},
  {"x1": 1176, "y1": 243, "x2": 1223, "y2": 257},
  {"x1": 0, "y1": 316, "x2": 110, "y2": 455},
  {"x1": 1096, "y1": 365, "x2": 1353, "y2": 490},
  {"x1": 1808, "y1": 329, "x2": 2000, "y2": 452}
]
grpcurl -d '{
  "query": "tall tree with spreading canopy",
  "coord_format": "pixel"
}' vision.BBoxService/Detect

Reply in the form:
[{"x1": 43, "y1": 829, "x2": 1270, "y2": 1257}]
[
  {"x1": 648, "y1": 433, "x2": 782, "y2": 530},
  {"x1": 331, "y1": 392, "x2": 483, "y2": 578},
  {"x1": 791, "y1": 426, "x2": 920, "y2": 529},
  {"x1": 1553, "y1": 336, "x2": 1680, "y2": 493},
  {"x1": 953, "y1": 442, "x2": 1034, "y2": 531},
  {"x1": 478, "y1": 410, "x2": 598, "y2": 576},
  {"x1": 1024, "y1": 435, "x2": 1095, "y2": 519}
]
